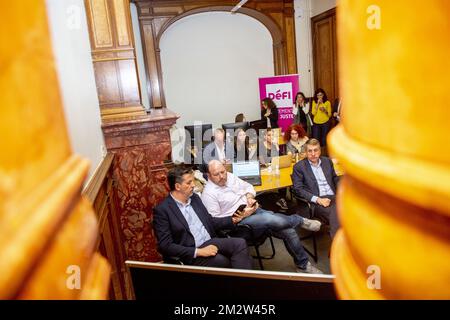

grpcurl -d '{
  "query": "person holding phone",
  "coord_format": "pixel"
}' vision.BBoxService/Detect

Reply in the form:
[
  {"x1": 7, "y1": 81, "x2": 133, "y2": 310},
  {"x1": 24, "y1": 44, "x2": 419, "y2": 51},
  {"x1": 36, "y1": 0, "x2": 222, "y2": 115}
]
[
  {"x1": 293, "y1": 92, "x2": 313, "y2": 137},
  {"x1": 201, "y1": 160, "x2": 324, "y2": 274},
  {"x1": 311, "y1": 88, "x2": 332, "y2": 148}
]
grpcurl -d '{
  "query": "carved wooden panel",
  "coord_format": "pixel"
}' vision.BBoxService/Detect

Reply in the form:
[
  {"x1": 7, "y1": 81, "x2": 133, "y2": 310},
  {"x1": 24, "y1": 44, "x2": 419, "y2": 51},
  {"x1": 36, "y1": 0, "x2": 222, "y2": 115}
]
[
  {"x1": 85, "y1": 0, "x2": 146, "y2": 120},
  {"x1": 113, "y1": 0, "x2": 132, "y2": 47},
  {"x1": 285, "y1": 14, "x2": 298, "y2": 75},
  {"x1": 312, "y1": 8, "x2": 339, "y2": 103},
  {"x1": 84, "y1": 153, "x2": 133, "y2": 299},
  {"x1": 94, "y1": 60, "x2": 122, "y2": 104},
  {"x1": 132, "y1": 0, "x2": 296, "y2": 109},
  {"x1": 118, "y1": 59, "x2": 141, "y2": 103},
  {"x1": 88, "y1": 0, "x2": 114, "y2": 48}
]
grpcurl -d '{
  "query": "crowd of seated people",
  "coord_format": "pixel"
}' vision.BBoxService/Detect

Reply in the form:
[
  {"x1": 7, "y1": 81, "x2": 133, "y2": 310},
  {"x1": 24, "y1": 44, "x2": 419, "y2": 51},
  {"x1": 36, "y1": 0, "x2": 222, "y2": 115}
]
[
  {"x1": 186, "y1": 90, "x2": 339, "y2": 166},
  {"x1": 153, "y1": 92, "x2": 341, "y2": 273},
  {"x1": 153, "y1": 161, "x2": 324, "y2": 273},
  {"x1": 154, "y1": 138, "x2": 340, "y2": 272}
]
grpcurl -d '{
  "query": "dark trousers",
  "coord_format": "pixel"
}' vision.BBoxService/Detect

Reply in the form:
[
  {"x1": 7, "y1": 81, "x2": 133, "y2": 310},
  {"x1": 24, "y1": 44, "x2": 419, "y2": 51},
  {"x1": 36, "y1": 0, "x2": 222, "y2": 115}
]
[
  {"x1": 192, "y1": 237, "x2": 253, "y2": 270},
  {"x1": 312, "y1": 196, "x2": 340, "y2": 240},
  {"x1": 312, "y1": 121, "x2": 330, "y2": 147}
]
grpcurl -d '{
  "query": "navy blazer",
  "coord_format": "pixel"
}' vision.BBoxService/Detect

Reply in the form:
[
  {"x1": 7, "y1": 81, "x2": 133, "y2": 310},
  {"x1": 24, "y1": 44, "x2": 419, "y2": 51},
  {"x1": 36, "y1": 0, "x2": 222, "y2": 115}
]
[
  {"x1": 202, "y1": 140, "x2": 233, "y2": 162},
  {"x1": 292, "y1": 156, "x2": 340, "y2": 202},
  {"x1": 153, "y1": 193, "x2": 234, "y2": 264}
]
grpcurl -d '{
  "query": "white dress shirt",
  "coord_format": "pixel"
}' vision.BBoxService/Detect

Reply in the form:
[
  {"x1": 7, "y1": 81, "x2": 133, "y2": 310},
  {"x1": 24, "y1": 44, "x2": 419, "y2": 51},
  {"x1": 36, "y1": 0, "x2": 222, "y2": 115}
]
[
  {"x1": 170, "y1": 194, "x2": 211, "y2": 247},
  {"x1": 215, "y1": 142, "x2": 226, "y2": 162},
  {"x1": 201, "y1": 172, "x2": 255, "y2": 218}
]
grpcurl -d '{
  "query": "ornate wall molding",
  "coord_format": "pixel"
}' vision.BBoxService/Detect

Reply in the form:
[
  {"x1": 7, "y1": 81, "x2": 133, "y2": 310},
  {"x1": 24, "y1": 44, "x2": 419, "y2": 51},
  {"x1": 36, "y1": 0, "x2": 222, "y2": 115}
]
[{"x1": 133, "y1": 0, "x2": 296, "y2": 109}]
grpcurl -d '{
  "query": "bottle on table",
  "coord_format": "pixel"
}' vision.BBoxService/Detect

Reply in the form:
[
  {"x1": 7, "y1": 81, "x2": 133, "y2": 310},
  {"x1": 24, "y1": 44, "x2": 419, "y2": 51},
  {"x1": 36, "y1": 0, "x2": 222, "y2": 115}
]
[{"x1": 275, "y1": 164, "x2": 280, "y2": 177}]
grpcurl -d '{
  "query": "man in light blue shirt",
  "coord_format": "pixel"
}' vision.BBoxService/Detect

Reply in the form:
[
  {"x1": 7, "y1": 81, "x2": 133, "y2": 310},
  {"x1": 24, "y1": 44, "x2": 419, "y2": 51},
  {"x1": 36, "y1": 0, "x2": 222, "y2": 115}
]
[{"x1": 292, "y1": 139, "x2": 341, "y2": 239}]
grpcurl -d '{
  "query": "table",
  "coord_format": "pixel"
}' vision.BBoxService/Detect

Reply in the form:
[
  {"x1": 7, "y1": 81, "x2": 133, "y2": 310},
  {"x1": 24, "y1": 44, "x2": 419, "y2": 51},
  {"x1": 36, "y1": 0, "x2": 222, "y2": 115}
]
[
  {"x1": 254, "y1": 164, "x2": 294, "y2": 193},
  {"x1": 254, "y1": 159, "x2": 344, "y2": 194}
]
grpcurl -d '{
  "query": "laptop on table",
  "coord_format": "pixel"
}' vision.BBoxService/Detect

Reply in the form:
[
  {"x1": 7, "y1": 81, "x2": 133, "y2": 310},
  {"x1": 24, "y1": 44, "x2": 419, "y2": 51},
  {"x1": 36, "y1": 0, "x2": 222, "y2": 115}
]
[
  {"x1": 271, "y1": 155, "x2": 292, "y2": 170},
  {"x1": 231, "y1": 161, "x2": 262, "y2": 186}
]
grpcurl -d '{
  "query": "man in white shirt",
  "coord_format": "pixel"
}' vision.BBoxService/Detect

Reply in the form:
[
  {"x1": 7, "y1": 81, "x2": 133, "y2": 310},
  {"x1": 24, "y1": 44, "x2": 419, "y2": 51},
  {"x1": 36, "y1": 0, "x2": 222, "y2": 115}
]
[
  {"x1": 292, "y1": 139, "x2": 340, "y2": 239},
  {"x1": 201, "y1": 160, "x2": 323, "y2": 274}
]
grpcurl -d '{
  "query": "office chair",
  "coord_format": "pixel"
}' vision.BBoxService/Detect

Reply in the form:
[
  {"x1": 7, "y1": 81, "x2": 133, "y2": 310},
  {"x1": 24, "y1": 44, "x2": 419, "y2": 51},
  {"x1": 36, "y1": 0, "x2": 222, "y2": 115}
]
[{"x1": 220, "y1": 224, "x2": 275, "y2": 270}]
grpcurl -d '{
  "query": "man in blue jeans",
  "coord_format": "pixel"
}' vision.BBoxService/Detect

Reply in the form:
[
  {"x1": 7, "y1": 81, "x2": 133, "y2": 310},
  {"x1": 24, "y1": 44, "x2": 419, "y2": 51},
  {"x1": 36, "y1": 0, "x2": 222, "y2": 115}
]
[{"x1": 201, "y1": 160, "x2": 323, "y2": 274}]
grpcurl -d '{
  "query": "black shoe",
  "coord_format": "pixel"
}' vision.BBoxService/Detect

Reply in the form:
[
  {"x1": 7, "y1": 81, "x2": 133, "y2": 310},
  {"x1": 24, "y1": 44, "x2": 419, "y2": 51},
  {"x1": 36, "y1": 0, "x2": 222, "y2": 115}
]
[{"x1": 276, "y1": 198, "x2": 288, "y2": 210}]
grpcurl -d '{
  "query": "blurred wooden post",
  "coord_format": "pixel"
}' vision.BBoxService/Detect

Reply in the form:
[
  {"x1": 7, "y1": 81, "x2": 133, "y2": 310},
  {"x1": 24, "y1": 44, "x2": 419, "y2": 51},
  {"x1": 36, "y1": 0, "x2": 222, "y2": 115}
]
[
  {"x1": 329, "y1": 0, "x2": 450, "y2": 299},
  {"x1": 0, "y1": 1, "x2": 110, "y2": 299}
]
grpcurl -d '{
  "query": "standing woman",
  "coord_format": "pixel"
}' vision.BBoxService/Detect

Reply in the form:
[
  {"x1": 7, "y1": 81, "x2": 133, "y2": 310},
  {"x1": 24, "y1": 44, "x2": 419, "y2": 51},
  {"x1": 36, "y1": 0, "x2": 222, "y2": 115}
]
[
  {"x1": 261, "y1": 98, "x2": 279, "y2": 129},
  {"x1": 293, "y1": 92, "x2": 313, "y2": 137},
  {"x1": 311, "y1": 88, "x2": 332, "y2": 147}
]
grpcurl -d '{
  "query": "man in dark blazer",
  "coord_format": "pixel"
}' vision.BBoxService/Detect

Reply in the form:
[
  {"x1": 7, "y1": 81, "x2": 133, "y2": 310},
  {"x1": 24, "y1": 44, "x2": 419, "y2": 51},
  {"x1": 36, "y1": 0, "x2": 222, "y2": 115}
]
[
  {"x1": 292, "y1": 138, "x2": 340, "y2": 239},
  {"x1": 201, "y1": 128, "x2": 233, "y2": 173},
  {"x1": 153, "y1": 165, "x2": 253, "y2": 269}
]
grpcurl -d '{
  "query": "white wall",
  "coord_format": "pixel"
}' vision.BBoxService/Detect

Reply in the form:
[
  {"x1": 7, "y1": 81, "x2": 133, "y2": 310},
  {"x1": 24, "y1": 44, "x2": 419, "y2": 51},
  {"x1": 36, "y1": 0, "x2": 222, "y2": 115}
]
[
  {"x1": 130, "y1": 3, "x2": 338, "y2": 162},
  {"x1": 294, "y1": 0, "x2": 315, "y2": 97},
  {"x1": 46, "y1": 0, "x2": 106, "y2": 180},
  {"x1": 159, "y1": 12, "x2": 274, "y2": 162},
  {"x1": 160, "y1": 12, "x2": 274, "y2": 128},
  {"x1": 130, "y1": 3, "x2": 151, "y2": 110},
  {"x1": 311, "y1": 0, "x2": 337, "y2": 17}
]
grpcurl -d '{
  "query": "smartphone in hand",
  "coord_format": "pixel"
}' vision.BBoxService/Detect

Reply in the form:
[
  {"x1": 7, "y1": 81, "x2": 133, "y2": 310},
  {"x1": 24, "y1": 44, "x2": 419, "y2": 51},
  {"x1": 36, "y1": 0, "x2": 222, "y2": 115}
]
[{"x1": 236, "y1": 204, "x2": 246, "y2": 213}]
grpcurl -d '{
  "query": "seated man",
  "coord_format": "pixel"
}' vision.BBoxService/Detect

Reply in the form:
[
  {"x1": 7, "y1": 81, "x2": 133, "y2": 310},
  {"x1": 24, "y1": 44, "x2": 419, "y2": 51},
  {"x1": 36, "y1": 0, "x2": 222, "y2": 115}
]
[
  {"x1": 153, "y1": 165, "x2": 253, "y2": 269},
  {"x1": 203, "y1": 128, "x2": 233, "y2": 165},
  {"x1": 292, "y1": 138, "x2": 340, "y2": 239},
  {"x1": 201, "y1": 160, "x2": 323, "y2": 274}
]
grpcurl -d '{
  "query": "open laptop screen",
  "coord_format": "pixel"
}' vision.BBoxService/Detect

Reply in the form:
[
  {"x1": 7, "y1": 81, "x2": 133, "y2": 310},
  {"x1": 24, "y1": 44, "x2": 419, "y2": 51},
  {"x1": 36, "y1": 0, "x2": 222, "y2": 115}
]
[{"x1": 232, "y1": 161, "x2": 260, "y2": 177}]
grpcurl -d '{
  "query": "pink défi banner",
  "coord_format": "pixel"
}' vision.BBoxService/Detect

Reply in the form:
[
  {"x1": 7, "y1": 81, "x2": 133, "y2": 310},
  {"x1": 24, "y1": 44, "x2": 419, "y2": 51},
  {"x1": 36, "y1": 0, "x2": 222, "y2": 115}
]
[{"x1": 258, "y1": 74, "x2": 300, "y2": 132}]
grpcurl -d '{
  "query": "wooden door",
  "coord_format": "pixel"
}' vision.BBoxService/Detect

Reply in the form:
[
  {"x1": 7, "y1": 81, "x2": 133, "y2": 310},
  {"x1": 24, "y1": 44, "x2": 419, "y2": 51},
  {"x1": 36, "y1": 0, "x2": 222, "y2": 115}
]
[{"x1": 312, "y1": 8, "x2": 339, "y2": 104}]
